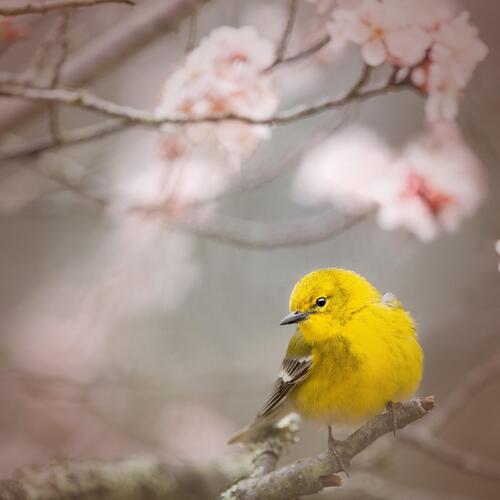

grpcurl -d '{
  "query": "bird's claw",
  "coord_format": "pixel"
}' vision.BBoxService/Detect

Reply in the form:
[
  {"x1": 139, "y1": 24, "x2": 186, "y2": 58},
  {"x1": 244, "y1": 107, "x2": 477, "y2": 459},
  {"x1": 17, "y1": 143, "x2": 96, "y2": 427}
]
[
  {"x1": 385, "y1": 400, "x2": 403, "y2": 437},
  {"x1": 328, "y1": 426, "x2": 350, "y2": 478}
]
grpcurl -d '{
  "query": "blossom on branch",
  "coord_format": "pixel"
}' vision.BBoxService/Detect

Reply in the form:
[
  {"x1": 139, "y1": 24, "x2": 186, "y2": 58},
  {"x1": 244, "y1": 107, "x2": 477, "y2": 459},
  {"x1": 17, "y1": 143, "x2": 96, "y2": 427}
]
[
  {"x1": 294, "y1": 122, "x2": 484, "y2": 241},
  {"x1": 157, "y1": 26, "x2": 278, "y2": 164},
  {"x1": 326, "y1": 0, "x2": 488, "y2": 120},
  {"x1": 377, "y1": 122, "x2": 485, "y2": 240},
  {"x1": 152, "y1": 27, "x2": 278, "y2": 208}
]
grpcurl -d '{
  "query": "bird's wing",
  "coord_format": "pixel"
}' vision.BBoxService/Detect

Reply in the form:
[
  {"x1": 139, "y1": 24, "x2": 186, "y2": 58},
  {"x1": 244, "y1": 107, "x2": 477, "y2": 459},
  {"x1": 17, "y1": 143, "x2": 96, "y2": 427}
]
[
  {"x1": 228, "y1": 333, "x2": 312, "y2": 444},
  {"x1": 256, "y1": 354, "x2": 312, "y2": 419}
]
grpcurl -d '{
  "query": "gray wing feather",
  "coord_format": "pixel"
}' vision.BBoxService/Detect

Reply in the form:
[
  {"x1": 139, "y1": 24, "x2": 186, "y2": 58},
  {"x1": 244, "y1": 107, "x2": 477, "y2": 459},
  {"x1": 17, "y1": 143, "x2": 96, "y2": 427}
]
[{"x1": 256, "y1": 356, "x2": 312, "y2": 419}]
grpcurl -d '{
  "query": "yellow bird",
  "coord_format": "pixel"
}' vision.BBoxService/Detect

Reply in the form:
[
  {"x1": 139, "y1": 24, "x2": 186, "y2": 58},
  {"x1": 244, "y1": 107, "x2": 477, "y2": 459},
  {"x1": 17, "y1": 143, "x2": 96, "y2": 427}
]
[{"x1": 229, "y1": 268, "x2": 423, "y2": 472}]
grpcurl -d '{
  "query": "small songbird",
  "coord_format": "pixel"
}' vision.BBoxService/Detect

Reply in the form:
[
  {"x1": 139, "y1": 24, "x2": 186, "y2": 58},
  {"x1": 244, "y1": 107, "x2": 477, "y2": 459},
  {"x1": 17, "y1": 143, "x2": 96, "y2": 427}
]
[{"x1": 229, "y1": 268, "x2": 423, "y2": 473}]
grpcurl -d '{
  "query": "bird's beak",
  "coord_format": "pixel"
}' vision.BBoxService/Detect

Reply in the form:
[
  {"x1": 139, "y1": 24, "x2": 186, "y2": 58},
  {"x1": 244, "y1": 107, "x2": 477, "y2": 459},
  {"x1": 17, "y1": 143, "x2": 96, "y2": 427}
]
[{"x1": 280, "y1": 311, "x2": 310, "y2": 325}]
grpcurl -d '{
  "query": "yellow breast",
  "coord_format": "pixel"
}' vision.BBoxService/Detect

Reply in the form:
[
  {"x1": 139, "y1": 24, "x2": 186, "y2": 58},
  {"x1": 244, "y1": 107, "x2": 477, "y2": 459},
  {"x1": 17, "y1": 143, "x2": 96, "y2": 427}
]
[{"x1": 290, "y1": 302, "x2": 423, "y2": 424}]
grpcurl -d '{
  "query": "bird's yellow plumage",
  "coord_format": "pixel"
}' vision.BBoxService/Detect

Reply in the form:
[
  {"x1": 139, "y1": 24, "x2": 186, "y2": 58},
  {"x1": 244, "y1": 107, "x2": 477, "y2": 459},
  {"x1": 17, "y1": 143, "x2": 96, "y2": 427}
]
[{"x1": 229, "y1": 268, "x2": 423, "y2": 445}]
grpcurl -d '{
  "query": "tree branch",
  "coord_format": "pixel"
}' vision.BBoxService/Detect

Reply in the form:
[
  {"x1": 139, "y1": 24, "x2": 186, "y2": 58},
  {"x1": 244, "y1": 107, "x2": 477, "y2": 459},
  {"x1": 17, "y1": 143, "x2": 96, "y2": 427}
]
[
  {"x1": 400, "y1": 426, "x2": 500, "y2": 483},
  {"x1": 0, "y1": 118, "x2": 126, "y2": 160},
  {"x1": 397, "y1": 349, "x2": 500, "y2": 482},
  {"x1": 268, "y1": 0, "x2": 298, "y2": 70},
  {"x1": 184, "y1": 10, "x2": 198, "y2": 53},
  {"x1": 273, "y1": 34, "x2": 331, "y2": 69},
  {"x1": 0, "y1": 398, "x2": 433, "y2": 500},
  {"x1": 0, "y1": 454, "x2": 252, "y2": 500},
  {"x1": 0, "y1": 0, "x2": 208, "y2": 132},
  {"x1": 0, "y1": 64, "x2": 384, "y2": 127},
  {"x1": 427, "y1": 349, "x2": 500, "y2": 433},
  {"x1": 0, "y1": 65, "x2": 404, "y2": 160},
  {"x1": 175, "y1": 209, "x2": 371, "y2": 249},
  {"x1": 223, "y1": 397, "x2": 435, "y2": 500},
  {"x1": 47, "y1": 10, "x2": 71, "y2": 138},
  {"x1": 0, "y1": 0, "x2": 133, "y2": 16}
]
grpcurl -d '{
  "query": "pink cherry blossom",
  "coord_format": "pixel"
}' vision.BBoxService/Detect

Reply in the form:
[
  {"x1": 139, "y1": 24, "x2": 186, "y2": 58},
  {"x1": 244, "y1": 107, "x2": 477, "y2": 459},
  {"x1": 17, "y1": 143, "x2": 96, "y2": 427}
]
[
  {"x1": 326, "y1": 0, "x2": 487, "y2": 121},
  {"x1": 328, "y1": 0, "x2": 434, "y2": 67},
  {"x1": 129, "y1": 26, "x2": 278, "y2": 211},
  {"x1": 293, "y1": 125, "x2": 395, "y2": 211},
  {"x1": 152, "y1": 26, "x2": 278, "y2": 208},
  {"x1": 424, "y1": 12, "x2": 488, "y2": 121},
  {"x1": 378, "y1": 122, "x2": 484, "y2": 240},
  {"x1": 294, "y1": 122, "x2": 485, "y2": 241}
]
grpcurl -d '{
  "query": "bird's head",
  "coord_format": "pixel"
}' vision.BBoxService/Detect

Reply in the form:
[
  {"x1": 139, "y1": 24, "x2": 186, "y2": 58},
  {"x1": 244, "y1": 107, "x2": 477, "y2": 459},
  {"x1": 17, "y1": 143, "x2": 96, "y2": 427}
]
[{"x1": 280, "y1": 268, "x2": 380, "y2": 341}]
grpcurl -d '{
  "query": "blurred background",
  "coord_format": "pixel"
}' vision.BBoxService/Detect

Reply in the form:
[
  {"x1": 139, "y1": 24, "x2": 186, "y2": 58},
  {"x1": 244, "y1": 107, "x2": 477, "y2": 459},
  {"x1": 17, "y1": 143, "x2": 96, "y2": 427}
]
[{"x1": 0, "y1": 0, "x2": 499, "y2": 498}]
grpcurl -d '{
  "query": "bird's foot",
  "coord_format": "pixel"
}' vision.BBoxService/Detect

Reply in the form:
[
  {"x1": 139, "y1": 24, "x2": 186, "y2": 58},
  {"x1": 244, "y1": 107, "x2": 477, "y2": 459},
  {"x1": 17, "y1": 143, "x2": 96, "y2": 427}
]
[
  {"x1": 327, "y1": 426, "x2": 350, "y2": 478},
  {"x1": 385, "y1": 400, "x2": 403, "y2": 437}
]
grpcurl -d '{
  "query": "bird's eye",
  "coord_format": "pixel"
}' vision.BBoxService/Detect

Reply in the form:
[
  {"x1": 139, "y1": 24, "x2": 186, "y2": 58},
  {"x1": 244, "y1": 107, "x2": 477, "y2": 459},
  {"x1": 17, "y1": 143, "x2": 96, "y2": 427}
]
[{"x1": 316, "y1": 297, "x2": 327, "y2": 307}]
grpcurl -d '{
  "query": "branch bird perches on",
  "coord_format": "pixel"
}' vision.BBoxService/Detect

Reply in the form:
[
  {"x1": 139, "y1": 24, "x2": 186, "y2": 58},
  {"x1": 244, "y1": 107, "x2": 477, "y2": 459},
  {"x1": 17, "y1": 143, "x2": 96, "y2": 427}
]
[{"x1": 0, "y1": 397, "x2": 435, "y2": 500}]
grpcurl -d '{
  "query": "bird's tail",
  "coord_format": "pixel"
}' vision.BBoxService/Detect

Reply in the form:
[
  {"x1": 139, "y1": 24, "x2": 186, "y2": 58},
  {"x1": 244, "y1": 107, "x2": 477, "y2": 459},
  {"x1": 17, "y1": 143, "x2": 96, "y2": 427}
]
[
  {"x1": 228, "y1": 406, "x2": 296, "y2": 445},
  {"x1": 227, "y1": 424, "x2": 255, "y2": 445}
]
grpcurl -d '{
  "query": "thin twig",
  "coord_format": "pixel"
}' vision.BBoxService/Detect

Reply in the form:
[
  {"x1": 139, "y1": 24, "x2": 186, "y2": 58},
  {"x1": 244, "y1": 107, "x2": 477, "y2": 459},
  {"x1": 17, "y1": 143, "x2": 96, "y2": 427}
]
[
  {"x1": 48, "y1": 10, "x2": 71, "y2": 138},
  {"x1": 184, "y1": 11, "x2": 197, "y2": 53},
  {"x1": 0, "y1": 0, "x2": 134, "y2": 16},
  {"x1": 268, "y1": 34, "x2": 331, "y2": 71},
  {"x1": 270, "y1": 0, "x2": 298, "y2": 69},
  {"x1": 0, "y1": 14, "x2": 71, "y2": 88},
  {"x1": 0, "y1": 118, "x2": 126, "y2": 160},
  {"x1": 0, "y1": 0, "x2": 208, "y2": 132}
]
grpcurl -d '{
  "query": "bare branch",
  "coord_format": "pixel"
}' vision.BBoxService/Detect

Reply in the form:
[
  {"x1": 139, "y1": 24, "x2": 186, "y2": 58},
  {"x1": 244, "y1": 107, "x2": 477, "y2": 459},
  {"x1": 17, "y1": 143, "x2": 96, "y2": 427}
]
[
  {"x1": 248, "y1": 414, "x2": 301, "y2": 479},
  {"x1": 269, "y1": 0, "x2": 298, "y2": 69},
  {"x1": 0, "y1": 118, "x2": 125, "y2": 160},
  {"x1": 0, "y1": 65, "x2": 404, "y2": 160},
  {"x1": 396, "y1": 350, "x2": 500, "y2": 483},
  {"x1": 0, "y1": 455, "x2": 252, "y2": 500},
  {"x1": 47, "y1": 10, "x2": 71, "y2": 138},
  {"x1": 269, "y1": 34, "x2": 331, "y2": 71},
  {"x1": 223, "y1": 397, "x2": 435, "y2": 500},
  {"x1": 0, "y1": 398, "x2": 433, "y2": 500},
  {"x1": 0, "y1": 0, "x2": 209, "y2": 132},
  {"x1": 428, "y1": 349, "x2": 500, "y2": 432},
  {"x1": 175, "y1": 209, "x2": 372, "y2": 249},
  {"x1": 0, "y1": 0, "x2": 134, "y2": 16},
  {"x1": 184, "y1": 11, "x2": 198, "y2": 53},
  {"x1": 0, "y1": 13, "x2": 72, "y2": 88},
  {"x1": 401, "y1": 426, "x2": 500, "y2": 483},
  {"x1": 0, "y1": 64, "x2": 382, "y2": 127}
]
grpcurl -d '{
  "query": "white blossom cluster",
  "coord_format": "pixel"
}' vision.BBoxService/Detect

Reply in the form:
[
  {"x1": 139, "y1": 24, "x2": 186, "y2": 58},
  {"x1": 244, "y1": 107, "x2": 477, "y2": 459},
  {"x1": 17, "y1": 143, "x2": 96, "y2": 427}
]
[
  {"x1": 326, "y1": 0, "x2": 488, "y2": 121},
  {"x1": 153, "y1": 26, "x2": 278, "y2": 207},
  {"x1": 294, "y1": 122, "x2": 484, "y2": 241}
]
